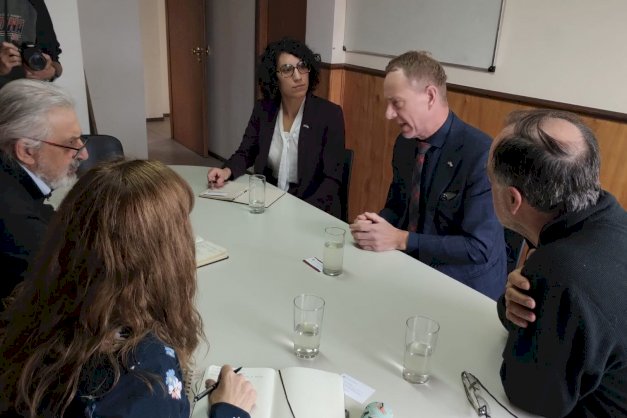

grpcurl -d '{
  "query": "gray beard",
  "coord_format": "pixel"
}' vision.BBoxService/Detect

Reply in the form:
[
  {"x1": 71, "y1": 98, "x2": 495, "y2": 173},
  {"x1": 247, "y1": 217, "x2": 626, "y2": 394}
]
[{"x1": 36, "y1": 159, "x2": 81, "y2": 190}]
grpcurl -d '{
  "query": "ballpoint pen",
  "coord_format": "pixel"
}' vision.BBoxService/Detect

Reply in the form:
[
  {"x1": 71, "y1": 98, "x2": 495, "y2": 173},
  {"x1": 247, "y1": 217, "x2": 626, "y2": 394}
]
[{"x1": 193, "y1": 366, "x2": 242, "y2": 402}]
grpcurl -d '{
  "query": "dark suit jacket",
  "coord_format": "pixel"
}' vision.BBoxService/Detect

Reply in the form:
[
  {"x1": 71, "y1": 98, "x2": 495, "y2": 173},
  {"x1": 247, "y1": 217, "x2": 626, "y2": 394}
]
[
  {"x1": 224, "y1": 94, "x2": 345, "y2": 218},
  {"x1": 380, "y1": 113, "x2": 506, "y2": 300},
  {"x1": 0, "y1": 154, "x2": 54, "y2": 304}
]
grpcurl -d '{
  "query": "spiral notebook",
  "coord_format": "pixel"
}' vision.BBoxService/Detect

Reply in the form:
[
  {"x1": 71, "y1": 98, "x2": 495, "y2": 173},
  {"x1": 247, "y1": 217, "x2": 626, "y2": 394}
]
[
  {"x1": 191, "y1": 366, "x2": 345, "y2": 418},
  {"x1": 199, "y1": 181, "x2": 286, "y2": 208}
]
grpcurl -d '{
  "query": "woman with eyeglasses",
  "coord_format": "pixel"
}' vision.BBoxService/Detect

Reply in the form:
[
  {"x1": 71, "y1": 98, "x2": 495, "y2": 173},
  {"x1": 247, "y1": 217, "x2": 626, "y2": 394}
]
[
  {"x1": 0, "y1": 159, "x2": 256, "y2": 417},
  {"x1": 207, "y1": 38, "x2": 345, "y2": 218}
]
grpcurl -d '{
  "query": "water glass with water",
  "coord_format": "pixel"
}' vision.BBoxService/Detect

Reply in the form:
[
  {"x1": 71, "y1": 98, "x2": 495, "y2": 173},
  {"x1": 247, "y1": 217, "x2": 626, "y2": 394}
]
[
  {"x1": 323, "y1": 227, "x2": 345, "y2": 276},
  {"x1": 403, "y1": 315, "x2": 439, "y2": 383},
  {"x1": 248, "y1": 174, "x2": 266, "y2": 214},
  {"x1": 293, "y1": 294, "x2": 325, "y2": 359}
]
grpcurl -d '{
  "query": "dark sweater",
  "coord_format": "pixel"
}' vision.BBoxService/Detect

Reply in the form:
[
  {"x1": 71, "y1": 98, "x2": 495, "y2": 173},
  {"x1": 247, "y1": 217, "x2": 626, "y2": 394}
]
[
  {"x1": 497, "y1": 191, "x2": 627, "y2": 417},
  {"x1": 0, "y1": 155, "x2": 54, "y2": 304},
  {"x1": 0, "y1": 0, "x2": 62, "y2": 89}
]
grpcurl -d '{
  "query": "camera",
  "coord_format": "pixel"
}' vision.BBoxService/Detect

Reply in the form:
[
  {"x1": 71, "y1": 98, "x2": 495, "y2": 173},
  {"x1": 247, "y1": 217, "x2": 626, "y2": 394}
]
[{"x1": 19, "y1": 43, "x2": 47, "y2": 71}]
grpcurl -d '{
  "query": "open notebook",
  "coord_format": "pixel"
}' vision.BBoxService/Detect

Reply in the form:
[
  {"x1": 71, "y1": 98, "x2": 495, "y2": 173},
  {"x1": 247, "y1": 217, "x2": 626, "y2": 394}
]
[
  {"x1": 199, "y1": 181, "x2": 286, "y2": 208},
  {"x1": 191, "y1": 366, "x2": 345, "y2": 418},
  {"x1": 195, "y1": 236, "x2": 228, "y2": 267}
]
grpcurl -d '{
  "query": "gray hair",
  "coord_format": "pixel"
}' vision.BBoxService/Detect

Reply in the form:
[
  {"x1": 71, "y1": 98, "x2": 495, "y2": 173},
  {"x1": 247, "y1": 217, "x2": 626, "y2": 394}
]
[
  {"x1": 0, "y1": 79, "x2": 75, "y2": 158},
  {"x1": 491, "y1": 109, "x2": 601, "y2": 214}
]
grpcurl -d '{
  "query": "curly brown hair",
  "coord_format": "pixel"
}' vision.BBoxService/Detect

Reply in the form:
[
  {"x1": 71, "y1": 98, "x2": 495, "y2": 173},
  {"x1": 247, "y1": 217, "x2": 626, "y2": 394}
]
[
  {"x1": 0, "y1": 159, "x2": 203, "y2": 416},
  {"x1": 257, "y1": 37, "x2": 321, "y2": 102}
]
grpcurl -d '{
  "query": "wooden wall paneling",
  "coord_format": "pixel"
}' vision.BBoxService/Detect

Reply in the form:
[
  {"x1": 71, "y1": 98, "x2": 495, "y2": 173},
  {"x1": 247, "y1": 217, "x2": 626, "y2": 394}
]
[
  {"x1": 447, "y1": 89, "x2": 627, "y2": 208},
  {"x1": 327, "y1": 68, "x2": 345, "y2": 106},
  {"x1": 315, "y1": 67, "x2": 330, "y2": 100},
  {"x1": 342, "y1": 70, "x2": 400, "y2": 220},
  {"x1": 447, "y1": 90, "x2": 534, "y2": 138},
  {"x1": 582, "y1": 117, "x2": 627, "y2": 207}
]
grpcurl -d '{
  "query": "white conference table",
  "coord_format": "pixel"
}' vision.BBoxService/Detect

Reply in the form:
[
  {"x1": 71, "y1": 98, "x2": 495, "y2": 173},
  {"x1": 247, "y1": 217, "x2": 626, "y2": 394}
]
[{"x1": 172, "y1": 165, "x2": 536, "y2": 418}]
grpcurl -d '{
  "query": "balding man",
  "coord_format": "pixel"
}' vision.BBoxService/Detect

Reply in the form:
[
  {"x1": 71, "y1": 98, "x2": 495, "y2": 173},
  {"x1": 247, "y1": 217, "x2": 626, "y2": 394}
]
[
  {"x1": 0, "y1": 79, "x2": 88, "y2": 304},
  {"x1": 488, "y1": 109, "x2": 627, "y2": 417},
  {"x1": 350, "y1": 51, "x2": 506, "y2": 300}
]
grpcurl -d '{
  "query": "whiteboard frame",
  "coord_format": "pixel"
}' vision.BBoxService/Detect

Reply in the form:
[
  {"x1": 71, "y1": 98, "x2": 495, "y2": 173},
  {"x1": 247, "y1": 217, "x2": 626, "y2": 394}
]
[{"x1": 343, "y1": 0, "x2": 506, "y2": 72}]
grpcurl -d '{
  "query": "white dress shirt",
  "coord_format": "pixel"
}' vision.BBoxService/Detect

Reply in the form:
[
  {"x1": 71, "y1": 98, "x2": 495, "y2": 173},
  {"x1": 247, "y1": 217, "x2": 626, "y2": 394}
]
[
  {"x1": 267, "y1": 98, "x2": 306, "y2": 191},
  {"x1": 19, "y1": 163, "x2": 51, "y2": 196}
]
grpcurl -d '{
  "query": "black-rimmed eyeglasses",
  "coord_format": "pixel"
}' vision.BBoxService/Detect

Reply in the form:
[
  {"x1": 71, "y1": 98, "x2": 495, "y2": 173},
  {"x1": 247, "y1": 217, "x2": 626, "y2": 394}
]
[
  {"x1": 277, "y1": 61, "x2": 310, "y2": 78},
  {"x1": 22, "y1": 136, "x2": 89, "y2": 159}
]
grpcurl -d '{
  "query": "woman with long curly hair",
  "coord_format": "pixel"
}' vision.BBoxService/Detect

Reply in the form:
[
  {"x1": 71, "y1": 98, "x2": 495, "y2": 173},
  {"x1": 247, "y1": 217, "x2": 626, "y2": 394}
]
[
  {"x1": 0, "y1": 159, "x2": 255, "y2": 417},
  {"x1": 207, "y1": 37, "x2": 346, "y2": 218}
]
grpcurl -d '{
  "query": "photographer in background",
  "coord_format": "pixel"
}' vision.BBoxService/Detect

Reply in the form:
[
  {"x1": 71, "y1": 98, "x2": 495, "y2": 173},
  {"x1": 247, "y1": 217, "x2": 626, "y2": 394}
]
[{"x1": 0, "y1": 0, "x2": 62, "y2": 89}]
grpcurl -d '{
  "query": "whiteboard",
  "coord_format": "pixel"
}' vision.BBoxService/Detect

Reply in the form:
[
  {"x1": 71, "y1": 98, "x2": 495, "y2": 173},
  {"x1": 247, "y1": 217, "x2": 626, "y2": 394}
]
[{"x1": 344, "y1": 0, "x2": 504, "y2": 71}]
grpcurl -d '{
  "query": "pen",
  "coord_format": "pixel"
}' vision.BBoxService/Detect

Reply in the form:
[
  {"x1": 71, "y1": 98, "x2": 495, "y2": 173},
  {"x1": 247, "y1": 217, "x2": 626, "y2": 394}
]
[{"x1": 193, "y1": 366, "x2": 242, "y2": 402}]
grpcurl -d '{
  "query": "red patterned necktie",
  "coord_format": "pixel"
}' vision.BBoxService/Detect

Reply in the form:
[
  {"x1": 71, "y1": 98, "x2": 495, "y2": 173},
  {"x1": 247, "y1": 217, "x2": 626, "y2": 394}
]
[{"x1": 407, "y1": 141, "x2": 431, "y2": 232}]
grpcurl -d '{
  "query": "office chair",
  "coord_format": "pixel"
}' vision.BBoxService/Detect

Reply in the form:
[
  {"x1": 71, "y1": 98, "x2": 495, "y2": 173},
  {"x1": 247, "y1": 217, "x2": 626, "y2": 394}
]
[
  {"x1": 504, "y1": 228, "x2": 526, "y2": 273},
  {"x1": 340, "y1": 149, "x2": 354, "y2": 222},
  {"x1": 77, "y1": 134, "x2": 125, "y2": 176}
]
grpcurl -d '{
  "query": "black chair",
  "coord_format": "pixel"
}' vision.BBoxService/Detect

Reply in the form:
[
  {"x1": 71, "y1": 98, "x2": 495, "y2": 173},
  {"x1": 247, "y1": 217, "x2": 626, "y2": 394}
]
[
  {"x1": 340, "y1": 149, "x2": 354, "y2": 222},
  {"x1": 504, "y1": 228, "x2": 526, "y2": 273},
  {"x1": 77, "y1": 134, "x2": 125, "y2": 176}
]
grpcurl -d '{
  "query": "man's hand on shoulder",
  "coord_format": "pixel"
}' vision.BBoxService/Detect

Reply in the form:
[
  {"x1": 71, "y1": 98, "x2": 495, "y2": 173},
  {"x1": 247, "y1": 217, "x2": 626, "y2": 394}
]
[
  {"x1": 505, "y1": 268, "x2": 537, "y2": 328},
  {"x1": 350, "y1": 212, "x2": 409, "y2": 251}
]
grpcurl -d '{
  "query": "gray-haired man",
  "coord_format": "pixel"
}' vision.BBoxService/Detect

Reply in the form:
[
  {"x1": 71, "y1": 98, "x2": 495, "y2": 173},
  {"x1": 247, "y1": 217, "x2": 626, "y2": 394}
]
[
  {"x1": 0, "y1": 79, "x2": 88, "y2": 304},
  {"x1": 488, "y1": 109, "x2": 627, "y2": 417}
]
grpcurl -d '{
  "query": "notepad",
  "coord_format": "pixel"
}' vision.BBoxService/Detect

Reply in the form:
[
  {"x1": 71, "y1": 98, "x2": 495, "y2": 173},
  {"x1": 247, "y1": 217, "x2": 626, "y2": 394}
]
[
  {"x1": 195, "y1": 236, "x2": 228, "y2": 267},
  {"x1": 199, "y1": 181, "x2": 286, "y2": 208},
  {"x1": 199, "y1": 181, "x2": 248, "y2": 201},
  {"x1": 191, "y1": 366, "x2": 345, "y2": 418}
]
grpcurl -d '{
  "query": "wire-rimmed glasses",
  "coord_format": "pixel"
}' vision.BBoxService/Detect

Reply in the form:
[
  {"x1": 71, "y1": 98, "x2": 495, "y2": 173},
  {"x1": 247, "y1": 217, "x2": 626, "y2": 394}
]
[
  {"x1": 21, "y1": 135, "x2": 89, "y2": 159},
  {"x1": 277, "y1": 61, "x2": 310, "y2": 78},
  {"x1": 462, "y1": 371, "x2": 491, "y2": 417}
]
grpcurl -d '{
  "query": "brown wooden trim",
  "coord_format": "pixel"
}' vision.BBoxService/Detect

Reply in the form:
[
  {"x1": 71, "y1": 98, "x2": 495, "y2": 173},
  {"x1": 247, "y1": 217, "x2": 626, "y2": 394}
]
[
  {"x1": 146, "y1": 117, "x2": 166, "y2": 122},
  {"x1": 343, "y1": 63, "x2": 385, "y2": 78},
  {"x1": 325, "y1": 62, "x2": 627, "y2": 123},
  {"x1": 447, "y1": 84, "x2": 627, "y2": 123},
  {"x1": 319, "y1": 62, "x2": 345, "y2": 70}
]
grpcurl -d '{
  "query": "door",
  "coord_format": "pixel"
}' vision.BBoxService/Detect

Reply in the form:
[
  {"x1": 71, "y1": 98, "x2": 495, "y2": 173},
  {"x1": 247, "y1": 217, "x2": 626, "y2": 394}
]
[
  {"x1": 165, "y1": 0, "x2": 208, "y2": 156},
  {"x1": 256, "y1": 0, "x2": 307, "y2": 58}
]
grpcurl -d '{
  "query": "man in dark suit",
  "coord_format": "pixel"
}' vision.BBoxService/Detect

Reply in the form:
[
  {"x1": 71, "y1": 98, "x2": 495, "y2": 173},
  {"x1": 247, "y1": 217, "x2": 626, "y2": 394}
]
[
  {"x1": 350, "y1": 51, "x2": 506, "y2": 300},
  {"x1": 0, "y1": 79, "x2": 88, "y2": 305}
]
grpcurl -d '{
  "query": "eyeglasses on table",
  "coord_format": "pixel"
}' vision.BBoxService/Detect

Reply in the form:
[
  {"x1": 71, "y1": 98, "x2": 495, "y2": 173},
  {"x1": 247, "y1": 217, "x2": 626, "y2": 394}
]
[{"x1": 461, "y1": 371, "x2": 518, "y2": 418}]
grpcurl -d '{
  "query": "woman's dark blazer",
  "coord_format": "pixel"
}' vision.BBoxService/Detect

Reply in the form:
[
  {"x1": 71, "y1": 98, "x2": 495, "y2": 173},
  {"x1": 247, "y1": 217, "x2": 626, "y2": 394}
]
[{"x1": 224, "y1": 94, "x2": 345, "y2": 218}]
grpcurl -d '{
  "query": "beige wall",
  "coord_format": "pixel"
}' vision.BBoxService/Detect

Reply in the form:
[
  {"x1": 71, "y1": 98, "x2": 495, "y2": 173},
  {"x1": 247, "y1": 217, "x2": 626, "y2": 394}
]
[
  {"x1": 77, "y1": 0, "x2": 148, "y2": 158},
  {"x1": 139, "y1": 0, "x2": 170, "y2": 119},
  {"x1": 44, "y1": 1, "x2": 90, "y2": 132},
  {"x1": 308, "y1": 0, "x2": 627, "y2": 114}
]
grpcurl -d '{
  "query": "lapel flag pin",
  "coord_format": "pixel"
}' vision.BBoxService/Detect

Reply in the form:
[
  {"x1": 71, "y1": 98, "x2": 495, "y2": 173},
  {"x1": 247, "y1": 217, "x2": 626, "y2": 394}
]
[
  {"x1": 447, "y1": 161, "x2": 453, "y2": 167},
  {"x1": 303, "y1": 124, "x2": 310, "y2": 129}
]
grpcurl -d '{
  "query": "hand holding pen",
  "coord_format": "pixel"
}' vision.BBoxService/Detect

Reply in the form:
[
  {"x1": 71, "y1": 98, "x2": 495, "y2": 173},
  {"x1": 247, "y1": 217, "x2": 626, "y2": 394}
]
[{"x1": 195, "y1": 365, "x2": 257, "y2": 414}]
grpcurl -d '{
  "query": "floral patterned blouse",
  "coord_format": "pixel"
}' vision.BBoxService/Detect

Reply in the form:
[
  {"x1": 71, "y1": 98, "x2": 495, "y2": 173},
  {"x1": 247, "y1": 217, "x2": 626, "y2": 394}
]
[{"x1": 67, "y1": 334, "x2": 249, "y2": 418}]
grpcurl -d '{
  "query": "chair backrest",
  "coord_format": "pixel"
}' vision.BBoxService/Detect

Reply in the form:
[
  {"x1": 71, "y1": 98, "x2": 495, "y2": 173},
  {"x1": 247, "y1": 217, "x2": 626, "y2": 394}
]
[
  {"x1": 504, "y1": 228, "x2": 526, "y2": 273},
  {"x1": 340, "y1": 149, "x2": 354, "y2": 222},
  {"x1": 77, "y1": 134, "x2": 124, "y2": 176}
]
